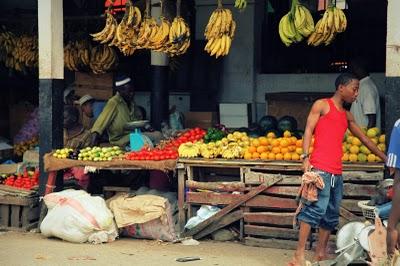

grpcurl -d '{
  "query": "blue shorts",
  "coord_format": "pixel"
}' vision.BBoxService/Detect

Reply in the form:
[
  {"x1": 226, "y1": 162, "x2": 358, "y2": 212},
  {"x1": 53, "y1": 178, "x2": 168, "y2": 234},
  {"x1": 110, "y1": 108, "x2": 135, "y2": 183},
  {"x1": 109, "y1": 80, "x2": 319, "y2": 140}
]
[{"x1": 297, "y1": 169, "x2": 343, "y2": 231}]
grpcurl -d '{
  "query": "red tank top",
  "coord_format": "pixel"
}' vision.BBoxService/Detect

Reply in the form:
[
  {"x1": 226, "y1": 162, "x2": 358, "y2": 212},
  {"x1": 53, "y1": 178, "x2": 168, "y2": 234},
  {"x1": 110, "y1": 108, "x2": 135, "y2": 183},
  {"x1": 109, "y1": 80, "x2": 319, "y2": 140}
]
[{"x1": 310, "y1": 98, "x2": 348, "y2": 174}]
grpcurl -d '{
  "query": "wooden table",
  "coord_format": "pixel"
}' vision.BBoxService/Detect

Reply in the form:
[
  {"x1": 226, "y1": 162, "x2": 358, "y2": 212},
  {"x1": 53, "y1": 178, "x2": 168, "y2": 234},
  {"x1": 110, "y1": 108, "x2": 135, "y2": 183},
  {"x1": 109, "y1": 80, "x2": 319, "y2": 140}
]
[{"x1": 176, "y1": 158, "x2": 384, "y2": 247}]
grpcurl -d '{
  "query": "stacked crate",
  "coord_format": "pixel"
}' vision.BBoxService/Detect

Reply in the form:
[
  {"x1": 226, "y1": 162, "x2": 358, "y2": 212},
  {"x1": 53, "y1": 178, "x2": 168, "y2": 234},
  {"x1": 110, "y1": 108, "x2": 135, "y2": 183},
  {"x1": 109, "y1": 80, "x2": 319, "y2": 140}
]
[{"x1": 0, "y1": 194, "x2": 39, "y2": 231}]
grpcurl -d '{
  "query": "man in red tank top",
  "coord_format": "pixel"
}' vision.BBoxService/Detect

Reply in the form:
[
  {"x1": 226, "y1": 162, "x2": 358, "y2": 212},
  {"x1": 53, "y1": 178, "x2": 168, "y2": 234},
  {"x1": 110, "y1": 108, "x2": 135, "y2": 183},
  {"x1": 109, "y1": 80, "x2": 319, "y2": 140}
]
[{"x1": 289, "y1": 73, "x2": 387, "y2": 266}]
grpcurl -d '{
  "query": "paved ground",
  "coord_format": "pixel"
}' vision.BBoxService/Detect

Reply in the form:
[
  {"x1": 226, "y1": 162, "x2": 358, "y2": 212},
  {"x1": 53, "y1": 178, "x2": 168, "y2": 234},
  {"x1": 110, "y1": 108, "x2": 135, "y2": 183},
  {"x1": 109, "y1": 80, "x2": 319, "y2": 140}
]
[{"x1": 0, "y1": 231, "x2": 304, "y2": 266}]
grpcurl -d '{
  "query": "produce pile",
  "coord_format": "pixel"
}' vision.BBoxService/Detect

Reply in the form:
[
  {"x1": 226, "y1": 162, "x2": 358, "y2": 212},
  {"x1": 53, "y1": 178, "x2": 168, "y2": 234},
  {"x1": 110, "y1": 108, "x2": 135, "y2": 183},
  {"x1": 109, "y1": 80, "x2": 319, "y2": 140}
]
[
  {"x1": 342, "y1": 128, "x2": 385, "y2": 163},
  {"x1": 1, "y1": 169, "x2": 39, "y2": 190},
  {"x1": 53, "y1": 146, "x2": 124, "y2": 161},
  {"x1": 14, "y1": 136, "x2": 38, "y2": 157},
  {"x1": 204, "y1": 1, "x2": 236, "y2": 58},
  {"x1": 91, "y1": 0, "x2": 191, "y2": 57}
]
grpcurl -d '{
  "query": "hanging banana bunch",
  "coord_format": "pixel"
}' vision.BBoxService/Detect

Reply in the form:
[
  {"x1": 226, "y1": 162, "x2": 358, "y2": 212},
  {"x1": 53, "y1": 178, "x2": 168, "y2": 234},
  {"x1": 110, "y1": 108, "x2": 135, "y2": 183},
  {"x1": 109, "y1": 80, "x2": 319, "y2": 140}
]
[
  {"x1": 234, "y1": 0, "x2": 247, "y2": 11},
  {"x1": 64, "y1": 40, "x2": 91, "y2": 71},
  {"x1": 307, "y1": 3, "x2": 347, "y2": 47},
  {"x1": 89, "y1": 44, "x2": 119, "y2": 74},
  {"x1": 109, "y1": 0, "x2": 142, "y2": 56},
  {"x1": 90, "y1": 0, "x2": 118, "y2": 44},
  {"x1": 204, "y1": 0, "x2": 236, "y2": 58},
  {"x1": 135, "y1": 0, "x2": 159, "y2": 50},
  {"x1": 148, "y1": 0, "x2": 171, "y2": 51},
  {"x1": 278, "y1": 0, "x2": 314, "y2": 47}
]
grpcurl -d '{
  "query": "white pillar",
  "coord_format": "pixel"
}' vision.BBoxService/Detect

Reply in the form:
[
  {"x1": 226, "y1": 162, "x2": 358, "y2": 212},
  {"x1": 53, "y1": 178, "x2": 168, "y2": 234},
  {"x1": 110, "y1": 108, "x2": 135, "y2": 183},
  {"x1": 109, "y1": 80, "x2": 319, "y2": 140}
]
[
  {"x1": 38, "y1": 0, "x2": 64, "y2": 79},
  {"x1": 386, "y1": 0, "x2": 400, "y2": 77}
]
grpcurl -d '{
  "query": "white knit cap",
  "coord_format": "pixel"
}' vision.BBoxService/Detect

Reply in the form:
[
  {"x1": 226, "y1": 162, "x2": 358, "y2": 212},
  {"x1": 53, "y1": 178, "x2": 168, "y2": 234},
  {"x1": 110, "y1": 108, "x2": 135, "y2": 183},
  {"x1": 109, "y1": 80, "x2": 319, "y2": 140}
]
[{"x1": 78, "y1": 94, "x2": 95, "y2": 106}]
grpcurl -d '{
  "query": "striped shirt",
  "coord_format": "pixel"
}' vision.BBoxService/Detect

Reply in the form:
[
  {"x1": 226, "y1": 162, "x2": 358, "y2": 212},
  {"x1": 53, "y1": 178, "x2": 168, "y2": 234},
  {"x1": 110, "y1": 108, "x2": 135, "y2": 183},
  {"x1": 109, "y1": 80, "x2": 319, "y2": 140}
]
[{"x1": 387, "y1": 119, "x2": 400, "y2": 169}]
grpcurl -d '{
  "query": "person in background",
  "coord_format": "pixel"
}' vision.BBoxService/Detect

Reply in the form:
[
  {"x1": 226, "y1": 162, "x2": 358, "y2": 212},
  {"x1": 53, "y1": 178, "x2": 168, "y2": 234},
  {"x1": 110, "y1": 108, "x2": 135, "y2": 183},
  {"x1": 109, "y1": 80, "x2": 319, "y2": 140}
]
[
  {"x1": 386, "y1": 119, "x2": 400, "y2": 257},
  {"x1": 349, "y1": 58, "x2": 381, "y2": 129},
  {"x1": 63, "y1": 106, "x2": 92, "y2": 149},
  {"x1": 64, "y1": 84, "x2": 77, "y2": 106},
  {"x1": 77, "y1": 94, "x2": 96, "y2": 130},
  {"x1": 288, "y1": 73, "x2": 386, "y2": 266},
  {"x1": 90, "y1": 75, "x2": 162, "y2": 147}
]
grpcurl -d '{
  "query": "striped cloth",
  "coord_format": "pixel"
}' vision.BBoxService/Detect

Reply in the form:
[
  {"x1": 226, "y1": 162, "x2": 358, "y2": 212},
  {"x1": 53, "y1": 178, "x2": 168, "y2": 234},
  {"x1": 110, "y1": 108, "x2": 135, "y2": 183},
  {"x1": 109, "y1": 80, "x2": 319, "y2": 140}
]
[{"x1": 387, "y1": 119, "x2": 400, "y2": 169}]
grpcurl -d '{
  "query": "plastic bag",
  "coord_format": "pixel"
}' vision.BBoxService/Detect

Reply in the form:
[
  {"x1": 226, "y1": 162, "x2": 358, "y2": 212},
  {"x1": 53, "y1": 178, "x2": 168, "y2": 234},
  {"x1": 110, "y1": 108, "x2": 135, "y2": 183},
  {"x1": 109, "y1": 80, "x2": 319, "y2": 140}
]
[
  {"x1": 40, "y1": 189, "x2": 118, "y2": 244},
  {"x1": 184, "y1": 205, "x2": 221, "y2": 230}
]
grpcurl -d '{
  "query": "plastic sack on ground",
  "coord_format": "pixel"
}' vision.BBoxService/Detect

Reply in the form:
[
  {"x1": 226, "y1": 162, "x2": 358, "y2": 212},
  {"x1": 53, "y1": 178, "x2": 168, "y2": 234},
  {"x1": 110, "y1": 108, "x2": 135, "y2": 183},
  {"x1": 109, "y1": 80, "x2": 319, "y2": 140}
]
[
  {"x1": 108, "y1": 194, "x2": 177, "y2": 242},
  {"x1": 40, "y1": 189, "x2": 118, "y2": 244},
  {"x1": 184, "y1": 205, "x2": 221, "y2": 230}
]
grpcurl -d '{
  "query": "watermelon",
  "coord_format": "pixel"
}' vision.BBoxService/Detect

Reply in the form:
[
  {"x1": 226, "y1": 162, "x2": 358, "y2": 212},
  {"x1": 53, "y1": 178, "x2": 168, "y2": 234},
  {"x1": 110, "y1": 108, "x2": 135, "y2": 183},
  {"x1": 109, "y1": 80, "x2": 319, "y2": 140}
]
[
  {"x1": 259, "y1": 115, "x2": 278, "y2": 133},
  {"x1": 278, "y1": 116, "x2": 298, "y2": 133}
]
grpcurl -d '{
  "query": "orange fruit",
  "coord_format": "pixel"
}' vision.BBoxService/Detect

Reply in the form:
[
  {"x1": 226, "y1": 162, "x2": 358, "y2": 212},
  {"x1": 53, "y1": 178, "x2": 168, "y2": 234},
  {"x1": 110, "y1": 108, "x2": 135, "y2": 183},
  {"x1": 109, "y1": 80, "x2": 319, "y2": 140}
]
[
  {"x1": 268, "y1": 153, "x2": 276, "y2": 160},
  {"x1": 252, "y1": 139, "x2": 260, "y2": 147},
  {"x1": 296, "y1": 147, "x2": 303, "y2": 155},
  {"x1": 290, "y1": 136, "x2": 297, "y2": 144},
  {"x1": 259, "y1": 137, "x2": 269, "y2": 146},
  {"x1": 244, "y1": 152, "x2": 252, "y2": 160},
  {"x1": 280, "y1": 139, "x2": 289, "y2": 147},
  {"x1": 260, "y1": 152, "x2": 269, "y2": 160},
  {"x1": 295, "y1": 139, "x2": 303, "y2": 147},
  {"x1": 349, "y1": 145, "x2": 359, "y2": 154},
  {"x1": 284, "y1": 153, "x2": 292, "y2": 161},
  {"x1": 257, "y1": 146, "x2": 267, "y2": 153},
  {"x1": 351, "y1": 137, "x2": 361, "y2": 146},
  {"x1": 272, "y1": 147, "x2": 281, "y2": 154},
  {"x1": 283, "y1": 130, "x2": 291, "y2": 138},
  {"x1": 252, "y1": 152, "x2": 260, "y2": 159},
  {"x1": 291, "y1": 153, "x2": 300, "y2": 161},
  {"x1": 266, "y1": 132, "x2": 276, "y2": 138},
  {"x1": 271, "y1": 139, "x2": 280, "y2": 147},
  {"x1": 248, "y1": 146, "x2": 257, "y2": 153},
  {"x1": 280, "y1": 147, "x2": 289, "y2": 154},
  {"x1": 288, "y1": 145, "x2": 296, "y2": 152},
  {"x1": 342, "y1": 153, "x2": 349, "y2": 161},
  {"x1": 275, "y1": 153, "x2": 283, "y2": 160}
]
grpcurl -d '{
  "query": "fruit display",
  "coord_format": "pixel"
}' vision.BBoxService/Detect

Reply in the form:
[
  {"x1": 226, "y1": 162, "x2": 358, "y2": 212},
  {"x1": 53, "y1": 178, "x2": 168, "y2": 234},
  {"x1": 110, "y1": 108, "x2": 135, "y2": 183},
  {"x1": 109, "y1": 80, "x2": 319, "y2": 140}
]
[
  {"x1": 14, "y1": 136, "x2": 39, "y2": 157},
  {"x1": 204, "y1": 128, "x2": 226, "y2": 143},
  {"x1": 159, "y1": 128, "x2": 206, "y2": 150},
  {"x1": 204, "y1": 1, "x2": 236, "y2": 58},
  {"x1": 91, "y1": 0, "x2": 190, "y2": 57},
  {"x1": 244, "y1": 130, "x2": 304, "y2": 161},
  {"x1": 88, "y1": 44, "x2": 119, "y2": 74},
  {"x1": 125, "y1": 147, "x2": 178, "y2": 161},
  {"x1": 0, "y1": 26, "x2": 38, "y2": 72},
  {"x1": 2, "y1": 168, "x2": 39, "y2": 190},
  {"x1": 342, "y1": 127, "x2": 385, "y2": 163},
  {"x1": 278, "y1": 0, "x2": 314, "y2": 47},
  {"x1": 307, "y1": 5, "x2": 347, "y2": 46},
  {"x1": 234, "y1": 0, "x2": 247, "y2": 11},
  {"x1": 53, "y1": 146, "x2": 124, "y2": 161}
]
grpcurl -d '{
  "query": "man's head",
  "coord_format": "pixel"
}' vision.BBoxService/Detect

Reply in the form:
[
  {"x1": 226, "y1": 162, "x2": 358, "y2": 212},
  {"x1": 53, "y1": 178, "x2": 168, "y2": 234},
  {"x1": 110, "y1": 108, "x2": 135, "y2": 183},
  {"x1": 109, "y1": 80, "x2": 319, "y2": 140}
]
[
  {"x1": 349, "y1": 58, "x2": 369, "y2": 79},
  {"x1": 63, "y1": 106, "x2": 80, "y2": 129},
  {"x1": 335, "y1": 72, "x2": 360, "y2": 104},
  {"x1": 64, "y1": 84, "x2": 76, "y2": 105},
  {"x1": 115, "y1": 75, "x2": 134, "y2": 103},
  {"x1": 78, "y1": 94, "x2": 95, "y2": 118}
]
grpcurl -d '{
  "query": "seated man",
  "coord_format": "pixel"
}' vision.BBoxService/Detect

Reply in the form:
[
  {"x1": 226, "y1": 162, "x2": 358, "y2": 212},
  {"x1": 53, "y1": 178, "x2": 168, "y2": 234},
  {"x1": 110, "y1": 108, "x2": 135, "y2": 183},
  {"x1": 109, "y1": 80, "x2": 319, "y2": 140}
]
[
  {"x1": 78, "y1": 94, "x2": 96, "y2": 130},
  {"x1": 90, "y1": 75, "x2": 162, "y2": 147},
  {"x1": 63, "y1": 106, "x2": 92, "y2": 149}
]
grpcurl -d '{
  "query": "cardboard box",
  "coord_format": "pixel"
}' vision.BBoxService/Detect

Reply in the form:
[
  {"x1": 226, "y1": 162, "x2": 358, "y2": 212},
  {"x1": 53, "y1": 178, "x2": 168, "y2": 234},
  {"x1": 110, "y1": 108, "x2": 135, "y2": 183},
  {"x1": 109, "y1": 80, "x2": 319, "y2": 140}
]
[
  {"x1": 219, "y1": 103, "x2": 251, "y2": 128},
  {"x1": 75, "y1": 72, "x2": 114, "y2": 100},
  {"x1": 184, "y1": 112, "x2": 218, "y2": 129}
]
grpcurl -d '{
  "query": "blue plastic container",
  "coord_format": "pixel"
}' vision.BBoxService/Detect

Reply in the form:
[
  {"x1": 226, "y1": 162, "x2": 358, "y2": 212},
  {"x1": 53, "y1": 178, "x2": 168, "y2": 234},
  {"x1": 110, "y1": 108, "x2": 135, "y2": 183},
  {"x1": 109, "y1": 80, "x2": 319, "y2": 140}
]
[{"x1": 130, "y1": 129, "x2": 145, "y2": 151}]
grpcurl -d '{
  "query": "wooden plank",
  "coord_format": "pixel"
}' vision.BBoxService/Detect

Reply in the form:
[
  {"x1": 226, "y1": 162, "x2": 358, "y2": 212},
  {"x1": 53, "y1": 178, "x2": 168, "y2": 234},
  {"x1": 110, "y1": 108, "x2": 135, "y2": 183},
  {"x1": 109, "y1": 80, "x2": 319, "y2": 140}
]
[
  {"x1": 178, "y1": 168, "x2": 186, "y2": 233},
  {"x1": 182, "y1": 177, "x2": 282, "y2": 237},
  {"x1": 341, "y1": 199, "x2": 363, "y2": 213},
  {"x1": 244, "y1": 237, "x2": 307, "y2": 250},
  {"x1": 244, "y1": 212, "x2": 294, "y2": 226},
  {"x1": 194, "y1": 210, "x2": 243, "y2": 240},
  {"x1": 0, "y1": 195, "x2": 38, "y2": 206},
  {"x1": 21, "y1": 206, "x2": 30, "y2": 226},
  {"x1": 244, "y1": 225, "x2": 299, "y2": 240},
  {"x1": 263, "y1": 186, "x2": 298, "y2": 196},
  {"x1": 339, "y1": 207, "x2": 363, "y2": 222},
  {"x1": 186, "y1": 180, "x2": 245, "y2": 192},
  {"x1": 10, "y1": 205, "x2": 21, "y2": 228},
  {"x1": 187, "y1": 192, "x2": 240, "y2": 205},
  {"x1": 246, "y1": 195, "x2": 298, "y2": 209},
  {"x1": 0, "y1": 204, "x2": 10, "y2": 226},
  {"x1": 75, "y1": 72, "x2": 113, "y2": 89}
]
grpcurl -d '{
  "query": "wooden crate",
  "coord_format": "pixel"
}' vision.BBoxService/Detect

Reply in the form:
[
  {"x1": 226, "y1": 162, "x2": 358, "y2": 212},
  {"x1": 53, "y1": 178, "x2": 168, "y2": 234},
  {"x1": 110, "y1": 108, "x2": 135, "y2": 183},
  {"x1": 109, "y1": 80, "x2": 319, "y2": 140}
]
[
  {"x1": 0, "y1": 195, "x2": 39, "y2": 231},
  {"x1": 75, "y1": 72, "x2": 114, "y2": 100}
]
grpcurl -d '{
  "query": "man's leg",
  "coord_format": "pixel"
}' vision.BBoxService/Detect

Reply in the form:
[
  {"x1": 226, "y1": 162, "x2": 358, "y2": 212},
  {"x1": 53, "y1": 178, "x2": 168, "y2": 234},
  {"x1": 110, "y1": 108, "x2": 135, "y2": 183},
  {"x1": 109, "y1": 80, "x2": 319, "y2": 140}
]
[
  {"x1": 314, "y1": 228, "x2": 331, "y2": 261},
  {"x1": 289, "y1": 221, "x2": 312, "y2": 266}
]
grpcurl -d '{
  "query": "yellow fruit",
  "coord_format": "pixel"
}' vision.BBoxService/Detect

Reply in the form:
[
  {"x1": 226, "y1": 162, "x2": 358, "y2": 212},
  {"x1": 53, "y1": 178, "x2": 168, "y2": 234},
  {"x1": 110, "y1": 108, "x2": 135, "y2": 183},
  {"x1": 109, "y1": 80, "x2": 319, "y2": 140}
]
[
  {"x1": 342, "y1": 144, "x2": 347, "y2": 153},
  {"x1": 378, "y1": 143, "x2": 386, "y2": 152},
  {"x1": 233, "y1": 131, "x2": 242, "y2": 139},
  {"x1": 280, "y1": 147, "x2": 288, "y2": 154},
  {"x1": 379, "y1": 134, "x2": 385, "y2": 143},
  {"x1": 241, "y1": 135, "x2": 249, "y2": 142},
  {"x1": 352, "y1": 137, "x2": 361, "y2": 146},
  {"x1": 252, "y1": 139, "x2": 260, "y2": 147},
  {"x1": 284, "y1": 153, "x2": 292, "y2": 161},
  {"x1": 367, "y1": 128, "x2": 378, "y2": 138},
  {"x1": 260, "y1": 152, "x2": 269, "y2": 160},
  {"x1": 283, "y1": 130, "x2": 291, "y2": 138},
  {"x1": 271, "y1": 139, "x2": 280, "y2": 147},
  {"x1": 342, "y1": 153, "x2": 349, "y2": 161},
  {"x1": 371, "y1": 127, "x2": 381, "y2": 135},
  {"x1": 370, "y1": 137, "x2": 378, "y2": 144},
  {"x1": 259, "y1": 137, "x2": 269, "y2": 146},
  {"x1": 291, "y1": 153, "x2": 300, "y2": 161},
  {"x1": 275, "y1": 153, "x2": 283, "y2": 160},
  {"x1": 358, "y1": 153, "x2": 367, "y2": 162},
  {"x1": 290, "y1": 136, "x2": 297, "y2": 144},
  {"x1": 359, "y1": 145, "x2": 371, "y2": 155},
  {"x1": 361, "y1": 127, "x2": 368, "y2": 135},
  {"x1": 295, "y1": 139, "x2": 303, "y2": 147},
  {"x1": 349, "y1": 154, "x2": 358, "y2": 162},
  {"x1": 367, "y1": 154, "x2": 376, "y2": 162},
  {"x1": 248, "y1": 146, "x2": 257, "y2": 153},
  {"x1": 272, "y1": 147, "x2": 281, "y2": 154},
  {"x1": 267, "y1": 132, "x2": 276, "y2": 138},
  {"x1": 280, "y1": 139, "x2": 289, "y2": 147},
  {"x1": 347, "y1": 136, "x2": 354, "y2": 144},
  {"x1": 257, "y1": 146, "x2": 267, "y2": 153},
  {"x1": 252, "y1": 152, "x2": 260, "y2": 159},
  {"x1": 268, "y1": 153, "x2": 276, "y2": 160},
  {"x1": 346, "y1": 143, "x2": 352, "y2": 150},
  {"x1": 244, "y1": 152, "x2": 252, "y2": 160},
  {"x1": 349, "y1": 145, "x2": 360, "y2": 154},
  {"x1": 296, "y1": 147, "x2": 303, "y2": 155},
  {"x1": 375, "y1": 156, "x2": 383, "y2": 162},
  {"x1": 288, "y1": 145, "x2": 296, "y2": 152}
]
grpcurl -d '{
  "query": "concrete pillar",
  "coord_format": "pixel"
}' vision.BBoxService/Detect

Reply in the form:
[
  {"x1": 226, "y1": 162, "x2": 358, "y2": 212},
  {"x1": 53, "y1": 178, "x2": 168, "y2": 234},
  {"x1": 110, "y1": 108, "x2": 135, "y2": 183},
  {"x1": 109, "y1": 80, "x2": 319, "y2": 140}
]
[
  {"x1": 150, "y1": 0, "x2": 169, "y2": 130},
  {"x1": 385, "y1": 0, "x2": 400, "y2": 135},
  {"x1": 38, "y1": 0, "x2": 64, "y2": 195}
]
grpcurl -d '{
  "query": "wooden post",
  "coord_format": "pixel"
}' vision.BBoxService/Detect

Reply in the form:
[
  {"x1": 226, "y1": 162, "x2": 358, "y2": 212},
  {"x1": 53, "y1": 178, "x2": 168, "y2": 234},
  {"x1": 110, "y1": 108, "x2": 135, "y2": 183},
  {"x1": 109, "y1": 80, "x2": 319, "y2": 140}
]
[
  {"x1": 385, "y1": 0, "x2": 400, "y2": 135},
  {"x1": 177, "y1": 164, "x2": 186, "y2": 233},
  {"x1": 38, "y1": 0, "x2": 64, "y2": 196}
]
